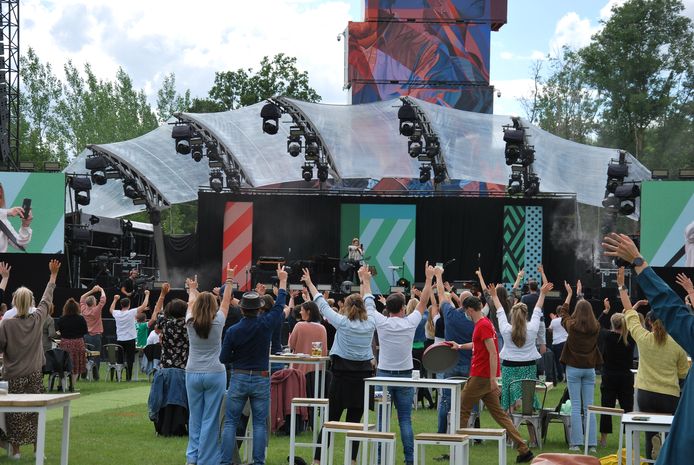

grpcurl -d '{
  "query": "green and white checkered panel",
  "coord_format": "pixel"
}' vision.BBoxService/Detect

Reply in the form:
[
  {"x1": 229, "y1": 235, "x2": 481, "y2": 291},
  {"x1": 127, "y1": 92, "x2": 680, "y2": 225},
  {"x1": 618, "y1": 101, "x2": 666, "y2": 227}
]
[
  {"x1": 524, "y1": 206, "x2": 543, "y2": 283},
  {"x1": 502, "y1": 206, "x2": 525, "y2": 283}
]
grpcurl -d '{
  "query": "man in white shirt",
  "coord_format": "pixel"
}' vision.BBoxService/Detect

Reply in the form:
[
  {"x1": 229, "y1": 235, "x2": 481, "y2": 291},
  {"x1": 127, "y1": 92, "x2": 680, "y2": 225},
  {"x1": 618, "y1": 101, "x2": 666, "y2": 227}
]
[
  {"x1": 548, "y1": 309, "x2": 569, "y2": 383},
  {"x1": 110, "y1": 291, "x2": 149, "y2": 381},
  {"x1": 360, "y1": 263, "x2": 433, "y2": 465}
]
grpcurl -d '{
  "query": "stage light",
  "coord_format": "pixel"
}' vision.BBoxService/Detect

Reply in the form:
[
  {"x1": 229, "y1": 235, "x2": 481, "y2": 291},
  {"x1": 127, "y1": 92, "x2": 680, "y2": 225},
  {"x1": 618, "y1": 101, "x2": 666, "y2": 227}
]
[
  {"x1": 433, "y1": 163, "x2": 446, "y2": 184},
  {"x1": 524, "y1": 173, "x2": 540, "y2": 196},
  {"x1": 305, "y1": 135, "x2": 320, "y2": 158},
  {"x1": 91, "y1": 171, "x2": 107, "y2": 185},
  {"x1": 419, "y1": 165, "x2": 431, "y2": 183},
  {"x1": 227, "y1": 170, "x2": 241, "y2": 191},
  {"x1": 615, "y1": 183, "x2": 640, "y2": 198},
  {"x1": 86, "y1": 155, "x2": 108, "y2": 171},
  {"x1": 260, "y1": 103, "x2": 282, "y2": 135},
  {"x1": 69, "y1": 176, "x2": 92, "y2": 206},
  {"x1": 172, "y1": 124, "x2": 192, "y2": 155},
  {"x1": 503, "y1": 128, "x2": 525, "y2": 165},
  {"x1": 426, "y1": 136, "x2": 440, "y2": 158},
  {"x1": 191, "y1": 144, "x2": 203, "y2": 162},
  {"x1": 89, "y1": 215, "x2": 100, "y2": 225},
  {"x1": 602, "y1": 194, "x2": 620, "y2": 212},
  {"x1": 619, "y1": 200, "x2": 636, "y2": 215},
  {"x1": 408, "y1": 138, "x2": 423, "y2": 158},
  {"x1": 398, "y1": 102, "x2": 417, "y2": 137},
  {"x1": 301, "y1": 164, "x2": 313, "y2": 182},
  {"x1": 520, "y1": 147, "x2": 535, "y2": 167},
  {"x1": 205, "y1": 143, "x2": 218, "y2": 159},
  {"x1": 209, "y1": 169, "x2": 224, "y2": 193},
  {"x1": 606, "y1": 161, "x2": 628, "y2": 193},
  {"x1": 317, "y1": 164, "x2": 329, "y2": 183},
  {"x1": 123, "y1": 179, "x2": 140, "y2": 200},
  {"x1": 287, "y1": 136, "x2": 302, "y2": 157},
  {"x1": 507, "y1": 167, "x2": 523, "y2": 195}
]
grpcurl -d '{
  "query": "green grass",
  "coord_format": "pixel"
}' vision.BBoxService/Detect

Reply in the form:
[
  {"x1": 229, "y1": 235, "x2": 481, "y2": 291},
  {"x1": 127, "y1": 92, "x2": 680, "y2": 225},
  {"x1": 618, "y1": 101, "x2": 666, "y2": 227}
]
[{"x1": 6, "y1": 375, "x2": 632, "y2": 464}]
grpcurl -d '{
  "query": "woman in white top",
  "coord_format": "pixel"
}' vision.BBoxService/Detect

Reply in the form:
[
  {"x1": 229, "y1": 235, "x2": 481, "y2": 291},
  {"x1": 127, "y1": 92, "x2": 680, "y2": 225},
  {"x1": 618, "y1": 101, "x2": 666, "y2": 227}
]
[
  {"x1": 548, "y1": 305, "x2": 569, "y2": 383},
  {"x1": 489, "y1": 282, "x2": 552, "y2": 412}
]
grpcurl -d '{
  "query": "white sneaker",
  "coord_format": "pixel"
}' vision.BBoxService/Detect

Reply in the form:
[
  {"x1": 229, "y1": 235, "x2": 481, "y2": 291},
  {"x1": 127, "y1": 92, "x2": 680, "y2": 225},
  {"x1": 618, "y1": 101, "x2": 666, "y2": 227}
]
[
  {"x1": 569, "y1": 446, "x2": 580, "y2": 452},
  {"x1": 589, "y1": 447, "x2": 597, "y2": 454}
]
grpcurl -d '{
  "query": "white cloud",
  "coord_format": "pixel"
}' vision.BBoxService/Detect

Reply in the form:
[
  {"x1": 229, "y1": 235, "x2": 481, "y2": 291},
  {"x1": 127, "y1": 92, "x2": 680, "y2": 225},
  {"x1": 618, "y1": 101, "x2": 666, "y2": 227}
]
[
  {"x1": 530, "y1": 50, "x2": 547, "y2": 60},
  {"x1": 549, "y1": 12, "x2": 599, "y2": 56},
  {"x1": 490, "y1": 79, "x2": 539, "y2": 117},
  {"x1": 21, "y1": 0, "x2": 355, "y2": 105},
  {"x1": 599, "y1": 0, "x2": 627, "y2": 21},
  {"x1": 500, "y1": 51, "x2": 514, "y2": 60}
]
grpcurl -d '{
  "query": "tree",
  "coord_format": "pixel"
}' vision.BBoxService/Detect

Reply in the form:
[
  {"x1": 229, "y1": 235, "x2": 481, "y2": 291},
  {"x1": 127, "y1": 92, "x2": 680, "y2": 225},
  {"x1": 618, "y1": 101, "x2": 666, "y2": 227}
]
[
  {"x1": 187, "y1": 98, "x2": 227, "y2": 113},
  {"x1": 532, "y1": 48, "x2": 601, "y2": 144},
  {"x1": 580, "y1": 0, "x2": 694, "y2": 157},
  {"x1": 519, "y1": 60, "x2": 543, "y2": 124},
  {"x1": 156, "y1": 73, "x2": 191, "y2": 121},
  {"x1": 208, "y1": 53, "x2": 321, "y2": 110}
]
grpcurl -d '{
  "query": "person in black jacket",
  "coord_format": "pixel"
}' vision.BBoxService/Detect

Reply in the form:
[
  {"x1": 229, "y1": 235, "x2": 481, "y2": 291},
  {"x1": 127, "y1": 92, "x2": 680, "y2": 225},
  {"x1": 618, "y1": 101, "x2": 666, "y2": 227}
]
[{"x1": 57, "y1": 298, "x2": 88, "y2": 389}]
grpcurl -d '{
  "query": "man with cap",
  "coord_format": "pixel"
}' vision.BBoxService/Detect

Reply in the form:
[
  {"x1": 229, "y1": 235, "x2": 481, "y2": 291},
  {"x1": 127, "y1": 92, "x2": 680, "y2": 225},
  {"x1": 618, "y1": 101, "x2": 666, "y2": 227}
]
[{"x1": 220, "y1": 264, "x2": 288, "y2": 465}]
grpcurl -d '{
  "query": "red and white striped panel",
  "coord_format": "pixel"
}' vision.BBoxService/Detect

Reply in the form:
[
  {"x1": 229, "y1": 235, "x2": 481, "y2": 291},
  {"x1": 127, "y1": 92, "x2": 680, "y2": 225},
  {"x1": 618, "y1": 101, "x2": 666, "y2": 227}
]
[{"x1": 222, "y1": 202, "x2": 253, "y2": 290}]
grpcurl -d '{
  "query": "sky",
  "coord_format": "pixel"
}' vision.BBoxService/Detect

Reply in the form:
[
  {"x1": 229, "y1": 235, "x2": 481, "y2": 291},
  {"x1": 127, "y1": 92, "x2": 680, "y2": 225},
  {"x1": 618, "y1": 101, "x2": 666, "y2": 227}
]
[{"x1": 21, "y1": 0, "x2": 694, "y2": 117}]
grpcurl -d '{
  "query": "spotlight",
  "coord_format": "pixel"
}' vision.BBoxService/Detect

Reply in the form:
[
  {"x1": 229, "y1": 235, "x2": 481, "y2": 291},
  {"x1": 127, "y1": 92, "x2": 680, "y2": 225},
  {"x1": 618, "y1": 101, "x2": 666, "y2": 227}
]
[
  {"x1": 433, "y1": 164, "x2": 446, "y2": 184},
  {"x1": 408, "y1": 138, "x2": 423, "y2": 158},
  {"x1": 123, "y1": 179, "x2": 140, "y2": 200},
  {"x1": 191, "y1": 144, "x2": 204, "y2": 162},
  {"x1": 287, "y1": 136, "x2": 302, "y2": 157},
  {"x1": 69, "y1": 176, "x2": 92, "y2": 206},
  {"x1": 520, "y1": 147, "x2": 535, "y2": 167},
  {"x1": 503, "y1": 128, "x2": 525, "y2": 165},
  {"x1": 619, "y1": 200, "x2": 636, "y2": 215},
  {"x1": 301, "y1": 164, "x2": 313, "y2": 182},
  {"x1": 426, "y1": 136, "x2": 440, "y2": 158},
  {"x1": 615, "y1": 183, "x2": 640, "y2": 198},
  {"x1": 206, "y1": 143, "x2": 218, "y2": 159},
  {"x1": 305, "y1": 135, "x2": 320, "y2": 158},
  {"x1": 172, "y1": 124, "x2": 192, "y2": 155},
  {"x1": 419, "y1": 165, "x2": 431, "y2": 183},
  {"x1": 507, "y1": 167, "x2": 523, "y2": 195},
  {"x1": 209, "y1": 169, "x2": 224, "y2": 193},
  {"x1": 89, "y1": 215, "x2": 100, "y2": 225},
  {"x1": 317, "y1": 164, "x2": 329, "y2": 183},
  {"x1": 606, "y1": 161, "x2": 628, "y2": 193},
  {"x1": 85, "y1": 155, "x2": 108, "y2": 171},
  {"x1": 260, "y1": 103, "x2": 282, "y2": 135},
  {"x1": 398, "y1": 103, "x2": 417, "y2": 137},
  {"x1": 227, "y1": 170, "x2": 241, "y2": 191},
  {"x1": 524, "y1": 173, "x2": 540, "y2": 196},
  {"x1": 91, "y1": 171, "x2": 107, "y2": 185}
]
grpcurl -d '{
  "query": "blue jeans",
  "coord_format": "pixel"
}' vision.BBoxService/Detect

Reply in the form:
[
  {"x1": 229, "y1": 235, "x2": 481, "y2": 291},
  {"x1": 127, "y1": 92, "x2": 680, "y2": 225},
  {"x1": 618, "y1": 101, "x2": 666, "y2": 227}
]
[
  {"x1": 566, "y1": 366, "x2": 597, "y2": 447},
  {"x1": 221, "y1": 373, "x2": 271, "y2": 465},
  {"x1": 437, "y1": 363, "x2": 470, "y2": 433},
  {"x1": 376, "y1": 369, "x2": 415, "y2": 464},
  {"x1": 186, "y1": 371, "x2": 226, "y2": 465}
]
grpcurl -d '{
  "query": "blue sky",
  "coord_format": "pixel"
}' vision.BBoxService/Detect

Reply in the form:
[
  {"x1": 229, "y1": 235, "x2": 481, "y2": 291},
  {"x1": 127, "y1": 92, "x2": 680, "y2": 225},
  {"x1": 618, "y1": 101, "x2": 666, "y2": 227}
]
[{"x1": 22, "y1": 0, "x2": 694, "y2": 119}]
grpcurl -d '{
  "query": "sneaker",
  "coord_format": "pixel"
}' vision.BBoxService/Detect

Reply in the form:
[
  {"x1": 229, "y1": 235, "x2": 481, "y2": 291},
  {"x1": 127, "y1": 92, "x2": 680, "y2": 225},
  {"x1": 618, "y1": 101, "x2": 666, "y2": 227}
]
[
  {"x1": 652, "y1": 435, "x2": 662, "y2": 460},
  {"x1": 516, "y1": 450, "x2": 534, "y2": 463},
  {"x1": 569, "y1": 446, "x2": 581, "y2": 451},
  {"x1": 589, "y1": 447, "x2": 597, "y2": 454}
]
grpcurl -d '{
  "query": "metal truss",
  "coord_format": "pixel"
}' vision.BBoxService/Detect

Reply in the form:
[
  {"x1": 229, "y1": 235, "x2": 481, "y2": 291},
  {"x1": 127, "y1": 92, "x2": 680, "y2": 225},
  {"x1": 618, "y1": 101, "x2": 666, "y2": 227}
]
[{"x1": 0, "y1": 0, "x2": 19, "y2": 170}]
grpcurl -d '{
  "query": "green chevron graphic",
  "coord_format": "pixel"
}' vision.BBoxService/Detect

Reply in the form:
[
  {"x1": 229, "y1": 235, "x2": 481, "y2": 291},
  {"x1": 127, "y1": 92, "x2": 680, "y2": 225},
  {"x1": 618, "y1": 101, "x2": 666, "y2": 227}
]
[{"x1": 502, "y1": 206, "x2": 525, "y2": 283}]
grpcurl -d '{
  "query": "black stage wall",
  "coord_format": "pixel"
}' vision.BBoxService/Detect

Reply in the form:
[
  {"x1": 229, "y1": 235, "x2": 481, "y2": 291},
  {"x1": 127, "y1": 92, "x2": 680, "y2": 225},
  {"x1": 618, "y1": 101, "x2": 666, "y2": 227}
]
[{"x1": 197, "y1": 191, "x2": 580, "y2": 292}]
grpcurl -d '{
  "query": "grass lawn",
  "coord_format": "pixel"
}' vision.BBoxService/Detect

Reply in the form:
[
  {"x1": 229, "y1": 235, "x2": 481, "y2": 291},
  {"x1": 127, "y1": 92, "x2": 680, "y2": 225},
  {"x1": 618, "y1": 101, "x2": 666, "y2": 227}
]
[{"x1": 7, "y1": 373, "x2": 632, "y2": 465}]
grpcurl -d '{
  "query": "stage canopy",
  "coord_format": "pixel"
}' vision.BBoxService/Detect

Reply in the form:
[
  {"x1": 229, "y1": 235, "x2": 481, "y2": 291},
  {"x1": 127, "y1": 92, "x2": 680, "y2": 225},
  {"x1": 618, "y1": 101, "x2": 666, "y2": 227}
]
[{"x1": 65, "y1": 97, "x2": 651, "y2": 218}]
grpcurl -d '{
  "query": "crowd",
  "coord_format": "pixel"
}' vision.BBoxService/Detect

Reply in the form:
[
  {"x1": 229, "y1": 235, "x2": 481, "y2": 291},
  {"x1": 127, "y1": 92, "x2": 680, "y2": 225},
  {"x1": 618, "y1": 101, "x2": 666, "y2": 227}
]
[{"x1": 0, "y1": 232, "x2": 691, "y2": 464}]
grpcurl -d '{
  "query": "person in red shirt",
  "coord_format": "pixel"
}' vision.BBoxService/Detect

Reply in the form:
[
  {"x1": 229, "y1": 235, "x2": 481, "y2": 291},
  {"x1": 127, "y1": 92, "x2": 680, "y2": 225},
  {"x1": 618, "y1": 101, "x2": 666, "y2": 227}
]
[{"x1": 446, "y1": 269, "x2": 534, "y2": 463}]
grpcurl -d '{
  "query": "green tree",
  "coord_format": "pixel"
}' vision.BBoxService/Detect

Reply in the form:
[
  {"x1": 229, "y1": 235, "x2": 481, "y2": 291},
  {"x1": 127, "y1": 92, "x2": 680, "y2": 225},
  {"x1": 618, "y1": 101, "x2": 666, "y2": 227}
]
[
  {"x1": 532, "y1": 48, "x2": 601, "y2": 144},
  {"x1": 156, "y1": 73, "x2": 191, "y2": 121},
  {"x1": 208, "y1": 53, "x2": 321, "y2": 110},
  {"x1": 580, "y1": 0, "x2": 694, "y2": 157},
  {"x1": 187, "y1": 97, "x2": 227, "y2": 113}
]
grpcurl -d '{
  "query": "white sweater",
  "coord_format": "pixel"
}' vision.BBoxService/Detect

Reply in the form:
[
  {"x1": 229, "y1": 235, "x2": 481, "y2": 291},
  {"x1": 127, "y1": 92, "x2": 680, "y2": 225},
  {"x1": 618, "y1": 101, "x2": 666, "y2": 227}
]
[{"x1": 497, "y1": 307, "x2": 542, "y2": 362}]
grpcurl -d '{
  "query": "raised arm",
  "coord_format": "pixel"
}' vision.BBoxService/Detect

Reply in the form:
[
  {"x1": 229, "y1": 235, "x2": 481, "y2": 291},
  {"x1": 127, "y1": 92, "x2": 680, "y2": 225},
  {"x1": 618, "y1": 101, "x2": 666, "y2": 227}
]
[
  {"x1": 110, "y1": 294, "x2": 120, "y2": 315},
  {"x1": 150, "y1": 282, "x2": 170, "y2": 326},
  {"x1": 475, "y1": 267, "x2": 488, "y2": 292},
  {"x1": 0, "y1": 262, "x2": 11, "y2": 292},
  {"x1": 186, "y1": 275, "x2": 199, "y2": 307},
  {"x1": 616, "y1": 267, "x2": 633, "y2": 311},
  {"x1": 563, "y1": 280, "x2": 573, "y2": 307},
  {"x1": 676, "y1": 273, "x2": 694, "y2": 304},
  {"x1": 80, "y1": 285, "x2": 99, "y2": 303},
  {"x1": 434, "y1": 266, "x2": 450, "y2": 304},
  {"x1": 536, "y1": 282, "x2": 553, "y2": 311},
  {"x1": 513, "y1": 268, "x2": 524, "y2": 289},
  {"x1": 219, "y1": 264, "x2": 237, "y2": 318},
  {"x1": 538, "y1": 264, "x2": 548, "y2": 285},
  {"x1": 39, "y1": 259, "x2": 60, "y2": 316},
  {"x1": 136, "y1": 290, "x2": 151, "y2": 314},
  {"x1": 302, "y1": 267, "x2": 344, "y2": 326},
  {"x1": 488, "y1": 284, "x2": 511, "y2": 333},
  {"x1": 415, "y1": 262, "x2": 434, "y2": 315}
]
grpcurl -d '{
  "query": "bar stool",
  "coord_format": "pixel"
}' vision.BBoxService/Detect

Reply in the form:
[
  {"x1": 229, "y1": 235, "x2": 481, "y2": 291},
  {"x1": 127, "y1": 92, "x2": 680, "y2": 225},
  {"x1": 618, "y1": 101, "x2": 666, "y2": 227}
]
[
  {"x1": 344, "y1": 431, "x2": 396, "y2": 465},
  {"x1": 457, "y1": 428, "x2": 507, "y2": 465},
  {"x1": 321, "y1": 421, "x2": 375, "y2": 465},
  {"x1": 414, "y1": 433, "x2": 469, "y2": 465},
  {"x1": 374, "y1": 394, "x2": 392, "y2": 433},
  {"x1": 584, "y1": 405, "x2": 624, "y2": 464},
  {"x1": 290, "y1": 398, "x2": 329, "y2": 465}
]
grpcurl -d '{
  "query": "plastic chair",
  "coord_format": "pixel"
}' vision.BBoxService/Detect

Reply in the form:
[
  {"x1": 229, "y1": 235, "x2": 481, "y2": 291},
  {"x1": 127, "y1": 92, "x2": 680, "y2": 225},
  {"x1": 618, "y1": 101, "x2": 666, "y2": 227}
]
[
  {"x1": 509, "y1": 379, "x2": 548, "y2": 448},
  {"x1": 43, "y1": 348, "x2": 73, "y2": 392},
  {"x1": 103, "y1": 344, "x2": 126, "y2": 382}
]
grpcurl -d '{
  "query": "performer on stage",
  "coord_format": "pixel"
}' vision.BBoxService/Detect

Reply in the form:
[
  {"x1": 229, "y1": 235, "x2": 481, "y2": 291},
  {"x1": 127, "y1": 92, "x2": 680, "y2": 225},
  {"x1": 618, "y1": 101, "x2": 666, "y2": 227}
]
[
  {"x1": 346, "y1": 238, "x2": 364, "y2": 283},
  {"x1": 0, "y1": 182, "x2": 32, "y2": 253}
]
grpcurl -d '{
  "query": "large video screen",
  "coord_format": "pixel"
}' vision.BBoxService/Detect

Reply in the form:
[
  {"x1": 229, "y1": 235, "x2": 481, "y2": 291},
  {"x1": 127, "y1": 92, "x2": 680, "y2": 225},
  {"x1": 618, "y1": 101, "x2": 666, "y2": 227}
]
[
  {"x1": 641, "y1": 181, "x2": 694, "y2": 267},
  {"x1": 364, "y1": 0, "x2": 508, "y2": 26},
  {"x1": 0, "y1": 172, "x2": 65, "y2": 254}
]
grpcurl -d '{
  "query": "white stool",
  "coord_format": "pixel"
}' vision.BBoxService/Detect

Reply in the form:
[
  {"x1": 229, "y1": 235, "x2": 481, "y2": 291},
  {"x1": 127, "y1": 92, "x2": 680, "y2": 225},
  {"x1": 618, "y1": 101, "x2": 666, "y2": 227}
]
[
  {"x1": 585, "y1": 405, "x2": 624, "y2": 464},
  {"x1": 321, "y1": 421, "x2": 375, "y2": 465},
  {"x1": 457, "y1": 428, "x2": 507, "y2": 465},
  {"x1": 345, "y1": 431, "x2": 396, "y2": 465},
  {"x1": 414, "y1": 433, "x2": 469, "y2": 465},
  {"x1": 375, "y1": 395, "x2": 392, "y2": 433},
  {"x1": 290, "y1": 398, "x2": 329, "y2": 465}
]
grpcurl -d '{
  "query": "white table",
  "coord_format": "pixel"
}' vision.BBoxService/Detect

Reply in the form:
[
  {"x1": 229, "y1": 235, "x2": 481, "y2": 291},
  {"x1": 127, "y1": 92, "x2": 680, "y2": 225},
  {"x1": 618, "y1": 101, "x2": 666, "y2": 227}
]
[
  {"x1": 0, "y1": 393, "x2": 80, "y2": 465},
  {"x1": 270, "y1": 355, "x2": 330, "y2": 443},
  {"x1": 622, "y1": 413, "x2": 673, "y2": 465}
]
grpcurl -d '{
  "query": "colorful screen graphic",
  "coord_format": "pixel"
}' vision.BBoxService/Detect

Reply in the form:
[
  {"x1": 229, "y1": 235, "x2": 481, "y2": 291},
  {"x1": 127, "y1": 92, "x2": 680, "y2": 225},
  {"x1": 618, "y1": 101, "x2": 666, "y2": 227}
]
[
  {"x1": 364, "y1": 0, "x2": 507, "y2": 28},
  {"x1": 348, "y1": 21, "x2": 490, "y2": 84},
  {"x1": 341, "y1": 204, "x2": 416, "y2": 294},
  {"x1": 351, "y1": 81, "x2": 493, "y2": 113},
  {"x1": 0, "y1": 172, "x2": 65, "y2": 254},
  {"x1": 641, "y1": 181, "x2": 694, "y2": 267}
]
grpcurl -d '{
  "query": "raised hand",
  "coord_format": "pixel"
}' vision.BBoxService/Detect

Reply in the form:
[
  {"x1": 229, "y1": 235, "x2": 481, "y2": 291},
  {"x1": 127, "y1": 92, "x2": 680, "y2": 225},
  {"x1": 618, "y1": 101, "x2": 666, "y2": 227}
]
[
  {"x1": 113, "y1": 294, "x2": 121, "y2": 302},
  {"x1": 300, "y1": 268, "x2": 312, "y2": 286},
  {"x1": 424, "y1": 261, "x2": 434, "y2": 281},
  {"x1": 603, "y1": 298, "x2": 610, "y2": 313},
  {"x1": 161, "y1": 282, "x2": 171, "y2": 295},
  {"x1": 517, "y1": 269, "x2": 525, "y2": 279},
  {"x1": 378, "y1": 295, "x2": 386, "y2": 305},
  {"x1": 616, "y1": 267, "x2": 625, "y2": 288},
  {"x1": 602, "y1": 233, "x2": 641, "y2": 264},
  {"x1": 6, "y1": 206, "x2": 23, "y2": 218},
  {"x1": 540, "y1": 282, "x2": 554, "y2": 295},
  {"x1": 276, "y1": 264, "x2": 288, "y2": 282},
  {"x1": 444, "y1": 281, "x2": 452, "y2": 292},
  {"x1": 144, "y1": 290, "x2": 150, "y2": 297},
  {"x1": 227, "y1": 264, "x2": 237, "y2": 281},
  {"x1": 487, "y1": 283, "x2": 497, "y2": 298},
  {"x1": 434, "y1": 265, "x2": 444, "y2": 279},
  {"x1": 0, "y1": 262, "x2": 11, "y2": 279},
  {"x1": 564, "y1": 280, "x2": 572, "y2": 294},
  {"x1": 48, "y1": 259, "x2": 61, "y2": 275},
  {"x1": 675, "y1": 273, "x2": 694, "y2": 293},
  {"x1": 576, "y1": 279, "x2": 582, "y2": 295},
  {"x1": 475, "y1": 268, "x2": 482, "y2": 278},
  {"x1": 633, "y1": 299, "x2": 648, "y2": 311},
  {"x1": 538, "y1": 264, "x2": 544, "y2": 273},
  {"x1": 357, "y1": 265, "x2": 371, "y2": 283}
]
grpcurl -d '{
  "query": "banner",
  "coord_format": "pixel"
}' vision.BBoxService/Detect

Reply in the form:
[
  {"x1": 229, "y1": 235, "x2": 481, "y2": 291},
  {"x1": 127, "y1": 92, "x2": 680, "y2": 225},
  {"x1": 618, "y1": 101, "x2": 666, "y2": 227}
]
[
  {"x1": 0, "y1": 172, "x2": 64, "y2": 254},
  {"x1": 341, "y1": 204, "x2": 416, "y2": 294},
  {"x1": 641, "y1": 181, "x2": 694, "y2": 267},
  {"x1": 222, "y1": 202, "x2": 253, "y2": 290}
]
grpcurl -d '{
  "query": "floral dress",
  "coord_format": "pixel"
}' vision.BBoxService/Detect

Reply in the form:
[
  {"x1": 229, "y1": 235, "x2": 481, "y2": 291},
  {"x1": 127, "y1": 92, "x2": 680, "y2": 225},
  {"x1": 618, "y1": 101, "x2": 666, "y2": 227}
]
[{"x1": 157, "y1": 315, "x2": 189, "y2": 369}]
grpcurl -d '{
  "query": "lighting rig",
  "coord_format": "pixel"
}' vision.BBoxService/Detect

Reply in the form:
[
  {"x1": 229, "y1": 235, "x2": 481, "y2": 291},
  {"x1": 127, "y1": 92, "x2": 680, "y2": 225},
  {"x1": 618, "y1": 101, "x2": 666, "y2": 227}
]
[
  {"x1": 601, "y1": 151, "x2": 640, "y2": 216},
  {"x1": 502, "y1": 117, "x2": 539, "y2": 196},
  {"x1": 260, "y1": 97, "x2": 340, "y2": 184},
  {"x1": 397, "y1": 97, "x2": 449, "y2": 186},
  {"x1": 171, "y1": 116, "x2": 247, "y2": 192}
]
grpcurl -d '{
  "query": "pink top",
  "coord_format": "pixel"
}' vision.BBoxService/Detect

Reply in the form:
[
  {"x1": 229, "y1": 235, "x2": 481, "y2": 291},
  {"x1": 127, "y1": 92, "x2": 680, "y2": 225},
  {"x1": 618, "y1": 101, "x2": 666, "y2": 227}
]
[
  {"x1": 80, "y1": 294, "x2": 106, "y2": 335},
  {"x1": 288, "y1": 321, "x2": 328, "y2": 374}
]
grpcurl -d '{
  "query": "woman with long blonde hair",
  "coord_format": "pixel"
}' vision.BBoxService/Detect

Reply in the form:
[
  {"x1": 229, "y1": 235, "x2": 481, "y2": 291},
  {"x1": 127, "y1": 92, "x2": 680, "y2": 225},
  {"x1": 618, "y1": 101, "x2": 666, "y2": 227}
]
[
  {"x1": 0, "y1": 259, "x2": 60, "y2": 459},
  {"x1": 489, "y1": 282, "x2": 551, "y2": 412},
  {"x1": 597, "y1": 299, "x2": 635, "y2": 446}
]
